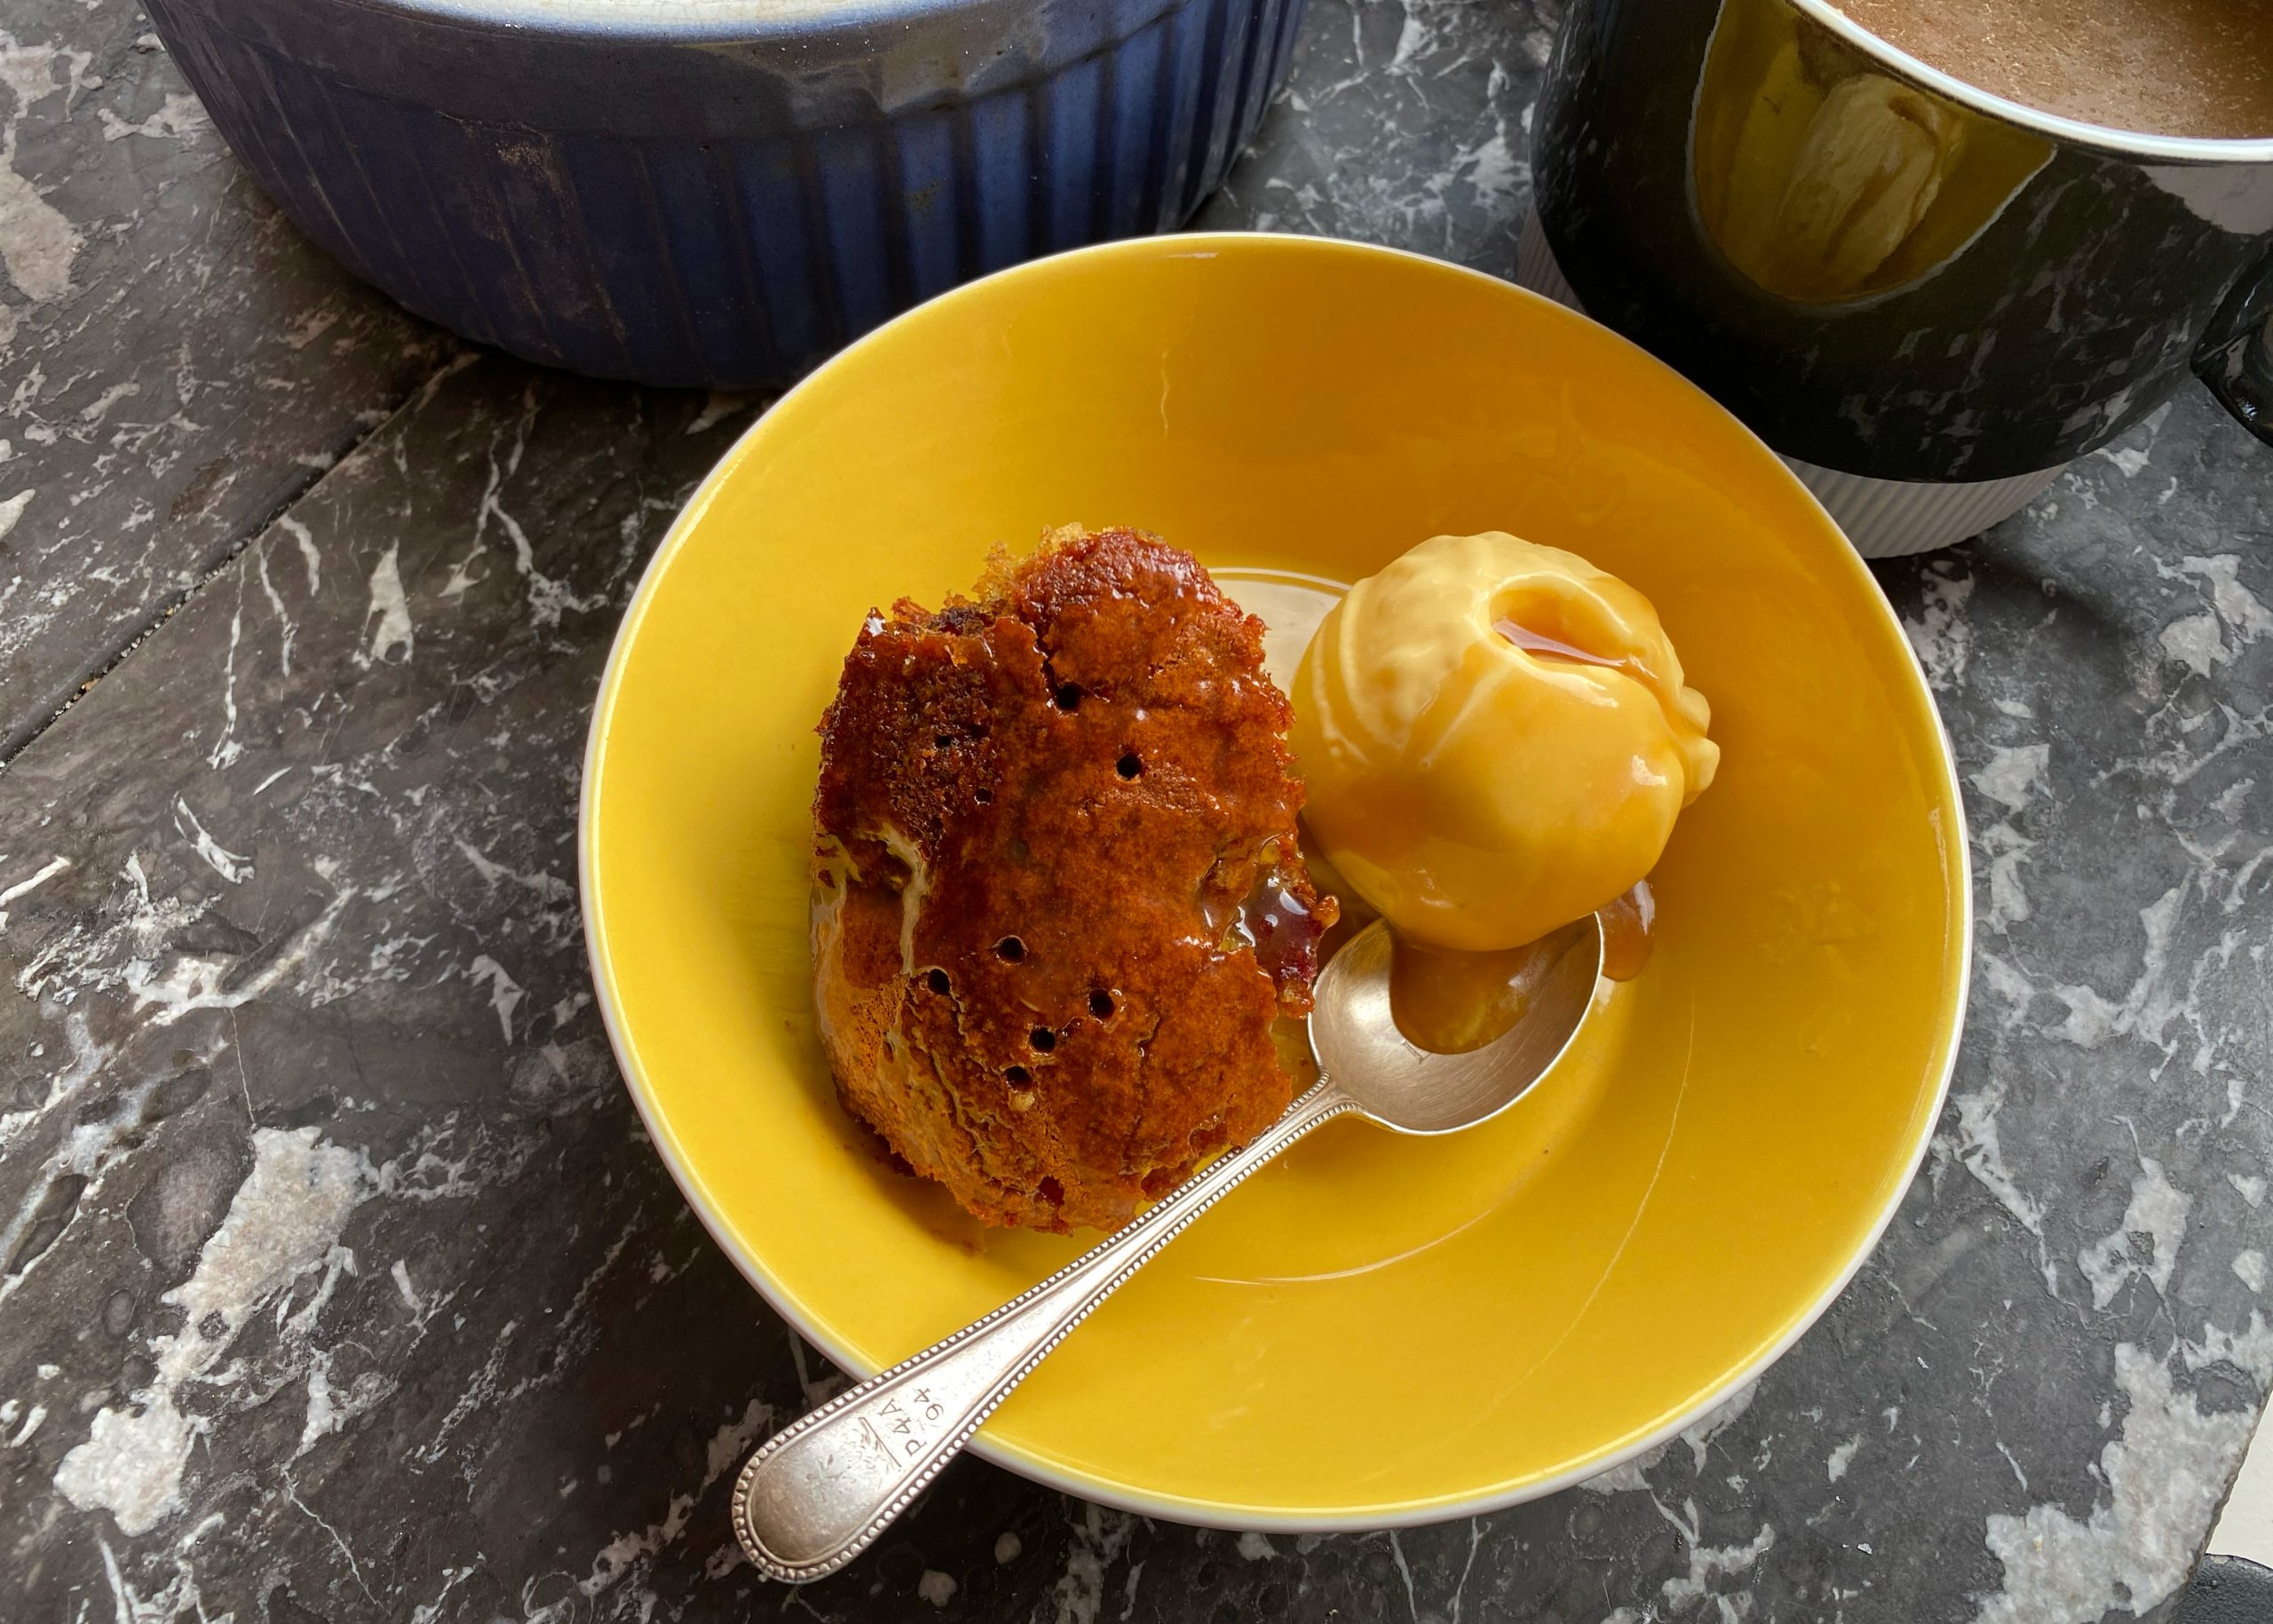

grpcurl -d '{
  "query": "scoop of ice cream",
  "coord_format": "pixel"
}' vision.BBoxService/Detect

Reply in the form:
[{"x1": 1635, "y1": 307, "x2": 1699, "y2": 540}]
[{"x1": 1290, "y1": 532, "x2": 1716, "y2": 953}]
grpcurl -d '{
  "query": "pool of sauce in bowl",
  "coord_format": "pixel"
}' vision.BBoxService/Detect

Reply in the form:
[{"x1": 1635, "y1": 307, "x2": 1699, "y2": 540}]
[
  {"x1": 1595, "y1": 878, "x2": 1656, "y2": 983},
  {"x1": 1388, "y1": 880, "x2": 1656, "y2": 1054}
]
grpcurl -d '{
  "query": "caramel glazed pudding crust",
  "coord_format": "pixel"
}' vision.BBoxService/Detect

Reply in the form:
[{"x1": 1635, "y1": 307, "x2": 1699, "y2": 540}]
[{"x1": 810, "y1": 526, "x2": 1337, "y2": 1234}]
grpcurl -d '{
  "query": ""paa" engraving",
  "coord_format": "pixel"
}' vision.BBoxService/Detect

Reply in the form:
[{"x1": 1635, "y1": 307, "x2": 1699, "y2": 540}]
[{"x1": 859, "y1": 1387, "x2": 950, "y2": 1462}]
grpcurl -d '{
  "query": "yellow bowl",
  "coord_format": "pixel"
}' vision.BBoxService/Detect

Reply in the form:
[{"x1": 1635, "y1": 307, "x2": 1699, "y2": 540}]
[{"x1": 580, "y1": 234, "x2": 1970, "y2": 1527}]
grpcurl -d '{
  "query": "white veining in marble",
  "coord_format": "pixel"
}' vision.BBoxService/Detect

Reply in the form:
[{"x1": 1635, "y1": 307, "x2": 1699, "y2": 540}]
[
  {"x1": 582, "y1": 1398, "x2": 772, "y2": 1606},
  {"x1": 2078, "y1": 1157, "x2": 2192, "y2": 1311},
  {"x1": 356, "y1": 543, "x2": 414, "y2": 669},
  {"x1": 0, "y1": 852, "x2": 67, "y2": 931},
  {"x1": 1049, "y1": 1502, "x2": 1137, "y2": 1624},
  {"x1": 1660, "y1": 1519, "x2": 1773, "y2": 1618},
  {"x1": 0, "y1": 36, "x2": 88, "y2": 306},
  {"x1": 1975, "y1": 1346, "x2": 2252, "y2": 1623},
  {"x1": 54, "y1": 1126, "x2": 369, "y2": 1533}
]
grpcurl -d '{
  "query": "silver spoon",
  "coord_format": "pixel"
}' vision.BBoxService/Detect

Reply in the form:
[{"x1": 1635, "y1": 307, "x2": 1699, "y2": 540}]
[{"x1": 732, "y1": 914, "x2": 1605, "y2": 1581}]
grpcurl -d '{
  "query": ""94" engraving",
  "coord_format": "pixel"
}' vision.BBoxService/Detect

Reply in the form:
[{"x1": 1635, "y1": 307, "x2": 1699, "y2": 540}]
[{"x1": 859, "y1": 1387, "x2": 949, "y2": 1461}]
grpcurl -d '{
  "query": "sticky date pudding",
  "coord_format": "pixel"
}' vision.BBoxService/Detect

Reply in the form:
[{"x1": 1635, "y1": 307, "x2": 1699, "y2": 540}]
[{"x1": 811, "y1": 527, "x2": 1336, "y2": 1232}]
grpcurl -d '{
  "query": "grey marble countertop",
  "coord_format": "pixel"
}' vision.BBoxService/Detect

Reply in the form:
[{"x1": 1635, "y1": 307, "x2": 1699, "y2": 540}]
[{"x1": 3, "y1": 2, "x2": 2270, "y2": 1621}]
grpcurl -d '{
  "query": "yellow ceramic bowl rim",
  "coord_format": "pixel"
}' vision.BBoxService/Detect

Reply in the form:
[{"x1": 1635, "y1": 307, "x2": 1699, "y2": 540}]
[{"x1": 578, "y1": 231, "x2": 1975, "y2": 1530}]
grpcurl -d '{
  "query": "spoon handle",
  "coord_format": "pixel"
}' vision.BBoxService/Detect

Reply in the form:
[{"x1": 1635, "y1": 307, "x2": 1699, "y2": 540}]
[{"x1": 733, "y1": 1079, "x2": 1359, "y2": 1581}]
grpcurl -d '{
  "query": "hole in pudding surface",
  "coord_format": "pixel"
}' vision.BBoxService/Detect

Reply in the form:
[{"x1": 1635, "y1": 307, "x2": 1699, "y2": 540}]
[
  {"x1": 1116, "y1": 753, "x2": 1142, "y2": 780},
  {"x1": 1029, "y1": 1027, "x2": 1057, "y2": 1051},
  {"x1": 995, "y1": 935, "x2": 1026, "y2": 962},
  {"x1": 926, "y1": 968, "x2": 951, "y2": 995},
  {"x1": 1004, "y1": 1064, "x2": 1031, "y2": 1086},
  {"x1": 933, "y1": 733, "x2": 954, "y2": 749},
  {"x1": 973, "y1": 788, "x2": 993, "y2": 804},
  {"x1": 1089, "y1": 990, "x2": 1115, "y2": 1019},
  {"x1": 1055, "y1": 683, "x2": 1083, "y2": 711},
  {"x1": 1036, "y1": 1176, "x2": 1064, "y2": 1207}
]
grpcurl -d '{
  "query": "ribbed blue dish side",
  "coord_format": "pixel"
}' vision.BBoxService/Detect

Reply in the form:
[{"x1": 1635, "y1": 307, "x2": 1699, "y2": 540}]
[{"x1": 143, "y1": 0, "x2": 1311, "y2": 387}]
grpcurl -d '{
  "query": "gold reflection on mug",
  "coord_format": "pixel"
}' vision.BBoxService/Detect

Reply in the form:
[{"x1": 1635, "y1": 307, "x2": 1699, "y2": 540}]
[{"x1": 1693, "y1": 0, "x2": 2053, "y2": 304}]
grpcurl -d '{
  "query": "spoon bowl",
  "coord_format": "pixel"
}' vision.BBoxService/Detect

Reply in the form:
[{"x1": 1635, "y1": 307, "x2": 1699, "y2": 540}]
[
  {"x1": 732, "y1": 915, "x2": 1605, "y2": 1580},
  {"x1": 1314, "y1": 916, "x2": 1606, "y2": 1135}
]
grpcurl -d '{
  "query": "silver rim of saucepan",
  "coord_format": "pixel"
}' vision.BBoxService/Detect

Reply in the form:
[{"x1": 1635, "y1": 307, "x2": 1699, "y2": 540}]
[
  {"x1": 1785, "y1": 0, "x2": 2273, "y2": 165},
  {"x1": 302, "y1": 0, "x2": 2273, "y2": 159}
]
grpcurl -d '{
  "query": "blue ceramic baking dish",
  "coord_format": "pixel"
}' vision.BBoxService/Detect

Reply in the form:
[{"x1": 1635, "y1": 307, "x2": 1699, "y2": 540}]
[{"x1": 145, "y1": 0, "x2": 1308, "y2": 386}]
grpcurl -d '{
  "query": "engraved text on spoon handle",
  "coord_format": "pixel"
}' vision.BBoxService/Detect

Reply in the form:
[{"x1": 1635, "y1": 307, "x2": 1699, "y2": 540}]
[{"x1": 733, "y1": 1079, "x2": 1360, "y2": 1582}]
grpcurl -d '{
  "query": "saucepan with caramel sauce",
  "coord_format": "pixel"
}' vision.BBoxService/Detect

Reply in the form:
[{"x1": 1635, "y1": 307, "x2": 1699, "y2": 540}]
[{"x1": 1529, "y1": 0, "x2": 2273, "y2": 554}]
